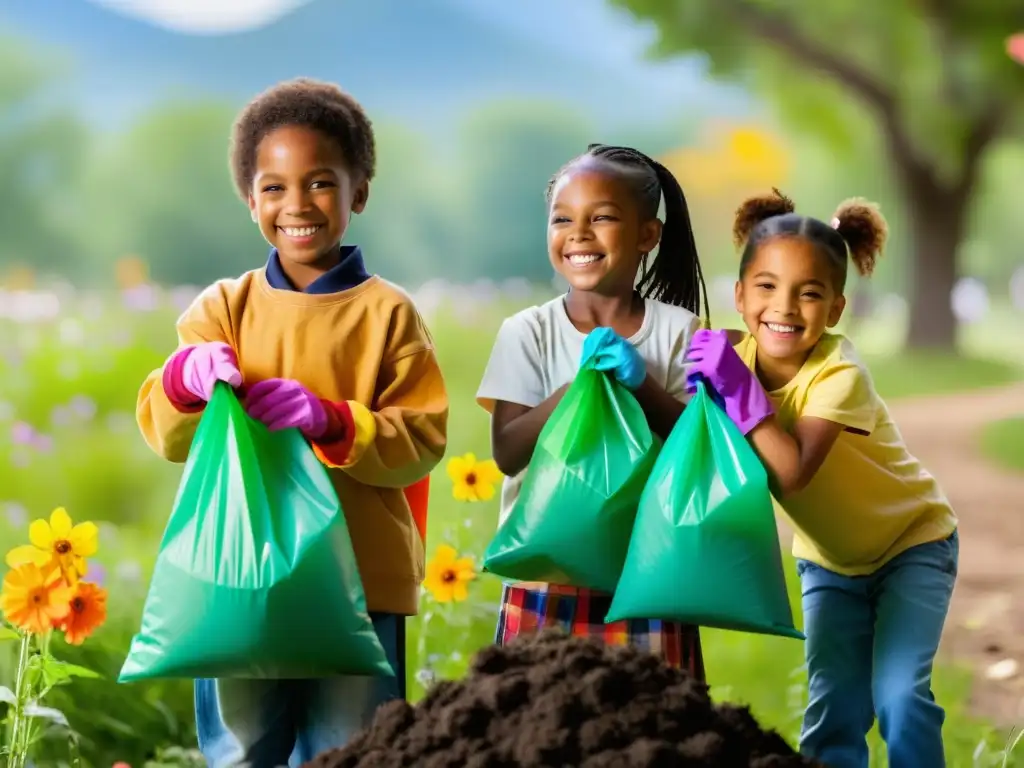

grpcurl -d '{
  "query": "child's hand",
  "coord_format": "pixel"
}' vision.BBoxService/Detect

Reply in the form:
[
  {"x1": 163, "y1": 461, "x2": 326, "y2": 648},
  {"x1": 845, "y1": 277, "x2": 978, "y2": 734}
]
[
  {"x1": 581, "y1": 327, "x2": 646, "y2": 390},
  {"x1": 167, "y1": 342, "x2": 242, "y2": 405},
  {"x1": 686, "y1": 329, "x2": 773, "y2": 434},
  {"x1": 243, "y1": 379, "x2": 329, "y2": 439}
]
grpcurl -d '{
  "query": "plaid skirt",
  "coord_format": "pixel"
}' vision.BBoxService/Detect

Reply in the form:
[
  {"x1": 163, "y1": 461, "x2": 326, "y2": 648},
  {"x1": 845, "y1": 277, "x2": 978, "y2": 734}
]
[{"x1": 495, "y1": 583, "x2": 706, "y2": 682}]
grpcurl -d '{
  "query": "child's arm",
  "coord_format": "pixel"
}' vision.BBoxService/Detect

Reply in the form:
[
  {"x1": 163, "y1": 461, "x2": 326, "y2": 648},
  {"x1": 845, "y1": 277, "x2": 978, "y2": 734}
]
[
  {"x1": 136, "y1": 286, "x2": 233, "y2": 462},
  {"x1": 631, "y1": 377, "x2": 684, "y2": 440},
  {"x1": 749, "y1": 417, "x2": 845, "y2": 498},
  {"x1": 634, "y1": 315, "x2": 710, "y2": 439},
  {"x1": 309, "y1": 302, "x2": 448, "y2": 489},
  {"x1": 490, "y1": 385, "x2": 570, "y2": 477},
  {"x1": 476, "y1": 314, "x2": 556, "y2": 477},
  {"x1": 748, "y1": 361, "x2": 875, "y2": 499}
]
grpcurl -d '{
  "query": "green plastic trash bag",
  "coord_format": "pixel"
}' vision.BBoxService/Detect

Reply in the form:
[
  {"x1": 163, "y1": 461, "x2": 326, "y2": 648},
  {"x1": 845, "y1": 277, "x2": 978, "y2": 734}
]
[
  {"x1": 482, "y1": 364, "x2": 658, "y2": 592},
  {"x1": 119, "y1": 383, "x2": 393, "y2": 682},
  {"x1": 606, "y1": 381, "x2": 803, "y2": 639}
]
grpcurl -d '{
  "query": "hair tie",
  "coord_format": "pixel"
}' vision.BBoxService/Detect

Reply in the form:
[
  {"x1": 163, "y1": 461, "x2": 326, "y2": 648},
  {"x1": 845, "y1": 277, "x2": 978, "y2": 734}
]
[{"x1": 830, "y1": 217, "x2": 840, "y2": 229}]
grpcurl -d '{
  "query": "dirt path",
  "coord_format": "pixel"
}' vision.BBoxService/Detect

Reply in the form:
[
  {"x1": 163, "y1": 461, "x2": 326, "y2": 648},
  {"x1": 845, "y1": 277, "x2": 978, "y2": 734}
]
[{"x1": 890, "y1": 383, "x2": 1024, "y2": 724}]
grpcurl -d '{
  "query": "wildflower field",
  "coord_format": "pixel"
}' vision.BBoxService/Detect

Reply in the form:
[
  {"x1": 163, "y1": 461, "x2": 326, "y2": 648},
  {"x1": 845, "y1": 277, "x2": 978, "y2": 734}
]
[{"x1": 0, "y1": 282, "x2": 1022, "y2": 767}]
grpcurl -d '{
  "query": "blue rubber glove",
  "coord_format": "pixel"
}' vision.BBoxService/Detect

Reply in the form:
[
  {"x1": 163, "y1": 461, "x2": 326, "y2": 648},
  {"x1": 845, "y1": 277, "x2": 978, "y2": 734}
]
[{"x1": 580, "y1": 327, "x2": 647, "y2": 390}]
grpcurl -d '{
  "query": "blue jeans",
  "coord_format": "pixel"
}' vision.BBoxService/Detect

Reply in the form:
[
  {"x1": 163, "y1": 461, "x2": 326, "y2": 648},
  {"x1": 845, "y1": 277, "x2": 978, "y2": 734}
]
[
  {"x1": 195, "y1": 613, "x2": 405, "y2": 768},
  {"x1": 797, "y1": 531, "x2": 958, "y2": 768}
]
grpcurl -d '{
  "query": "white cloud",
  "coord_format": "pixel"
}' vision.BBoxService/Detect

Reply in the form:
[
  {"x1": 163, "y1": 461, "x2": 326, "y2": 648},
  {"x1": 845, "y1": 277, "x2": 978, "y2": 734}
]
[{"x1": 84, "y1": 0, "x2": 314, "y2": 35}]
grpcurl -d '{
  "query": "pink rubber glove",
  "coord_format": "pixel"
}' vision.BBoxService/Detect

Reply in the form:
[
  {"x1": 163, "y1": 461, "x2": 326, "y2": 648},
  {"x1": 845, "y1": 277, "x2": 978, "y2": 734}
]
[
  {"x1": 243, "y1": 378, "x2": 329, "y2": 439},
  {"x1": 163, "y1": 342, "x2": 242, "y2": 407},
  {"x1": 685, "y1": 329, "x2": 774, "y2": 435},
  {"x1": 1007, "y1": 33, "x2": 1024, "y2": 65}
]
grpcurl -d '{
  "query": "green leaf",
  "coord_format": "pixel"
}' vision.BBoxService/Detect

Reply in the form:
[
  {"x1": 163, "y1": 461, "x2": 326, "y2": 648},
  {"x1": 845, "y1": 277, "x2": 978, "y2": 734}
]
[
  {"x1": 39, "y1": 658, "x2": 101, "y2": 687},
  {"x1": 0, "y1": 686, "x2": 16, "y2": 705},
  {"x1": 24, "y1": 703, "x2": 69, "y2": 728},
  {"x1": 23, "y1": 661, "x2": 42, "y2": 692},
  {"x1": 55, "y1": 661, "x2": 101, "y2": 680},
  {"x1": 0, "y1": 626, "x2": 20, "y2": 642}
]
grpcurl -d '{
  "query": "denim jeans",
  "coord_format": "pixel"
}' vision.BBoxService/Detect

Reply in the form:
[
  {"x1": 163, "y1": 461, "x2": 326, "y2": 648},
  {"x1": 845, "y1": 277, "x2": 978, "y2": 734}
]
[
  {"x1": 195, "y1": 613, "x2": 405, "y2": 768},
  {"x1": 797, "y1": 531, "x2": 958, "y2": 768}
]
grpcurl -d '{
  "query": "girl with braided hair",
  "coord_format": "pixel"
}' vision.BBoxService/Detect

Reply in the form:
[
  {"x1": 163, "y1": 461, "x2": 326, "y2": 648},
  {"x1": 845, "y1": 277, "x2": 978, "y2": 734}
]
[
  {"x1": 687, "y1": 189, "x2": 959, "y2": 767},
  {"x1": 475, "y1": 143, "x2": 710, "y2": 679}
]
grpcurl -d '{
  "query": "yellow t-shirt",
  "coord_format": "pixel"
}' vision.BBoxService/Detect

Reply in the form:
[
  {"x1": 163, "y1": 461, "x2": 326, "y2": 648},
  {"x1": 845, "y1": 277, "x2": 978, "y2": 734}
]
[{"x1": 735, "y1": 333, "x2": 957, "y2": 576}]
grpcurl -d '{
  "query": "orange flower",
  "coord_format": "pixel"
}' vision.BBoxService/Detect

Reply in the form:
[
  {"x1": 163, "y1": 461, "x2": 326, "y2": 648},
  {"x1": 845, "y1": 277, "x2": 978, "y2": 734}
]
[
  {"x1": 0, "y1": 562, "x2": 73, "y2": 635},
  {"x1": 423, "y1": 545, "x2": 476, "y2": 603},
  {"x1": 60, "y1": 581, "x2": 107, "y2": 646}
]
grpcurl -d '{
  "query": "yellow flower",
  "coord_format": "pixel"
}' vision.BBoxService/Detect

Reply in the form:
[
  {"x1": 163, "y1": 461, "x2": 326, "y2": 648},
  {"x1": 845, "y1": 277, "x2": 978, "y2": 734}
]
[
  {"x1": 0, "y1": 562, "x2": 73, "y2": 635},
  {"x1": 423, "y1": 545, "x2": 476, "y2": 603},
  {"x1": 446, "y1": 453, "x2": 502, "y2": 502},
  {"x1": 5, "y1": 507, "x2": 98, "y2": 582}
]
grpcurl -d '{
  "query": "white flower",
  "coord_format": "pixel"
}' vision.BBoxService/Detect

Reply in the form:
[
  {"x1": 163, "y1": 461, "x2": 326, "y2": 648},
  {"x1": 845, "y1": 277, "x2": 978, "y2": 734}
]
[{"x1": 415, "y1": 668, "x2": 436, "y2": 689}]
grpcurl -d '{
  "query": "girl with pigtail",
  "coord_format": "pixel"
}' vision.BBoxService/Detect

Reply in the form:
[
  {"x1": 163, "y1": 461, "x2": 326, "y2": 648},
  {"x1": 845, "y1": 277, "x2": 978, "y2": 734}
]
[
  {"x1": 477, "y1": 144, "x2": 709, "y2": 680},
  {"x1": 687, "y1": 189, "x2": 959, "y2": 768}
]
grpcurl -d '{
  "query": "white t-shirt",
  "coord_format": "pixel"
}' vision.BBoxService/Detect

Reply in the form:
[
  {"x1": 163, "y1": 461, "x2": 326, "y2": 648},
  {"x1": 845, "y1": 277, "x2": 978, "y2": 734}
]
[{"x1": 476, "y1": 294, "x2": 702, "y2": 527}]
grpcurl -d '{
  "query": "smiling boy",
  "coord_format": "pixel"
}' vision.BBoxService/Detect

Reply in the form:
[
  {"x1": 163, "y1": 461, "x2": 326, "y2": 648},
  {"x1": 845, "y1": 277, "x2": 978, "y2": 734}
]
[{"x1": 136, "y1": 78, "x2": 449, "y2": 767}]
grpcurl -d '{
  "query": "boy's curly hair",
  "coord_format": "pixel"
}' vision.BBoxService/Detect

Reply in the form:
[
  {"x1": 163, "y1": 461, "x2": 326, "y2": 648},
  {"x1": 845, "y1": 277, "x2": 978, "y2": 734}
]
[
  {"x1": 229, "y1": 78, "x2": 376, "y2": 199},
  {"x1": 733, "y1": 188, "x2": 888, "y2": 292}
]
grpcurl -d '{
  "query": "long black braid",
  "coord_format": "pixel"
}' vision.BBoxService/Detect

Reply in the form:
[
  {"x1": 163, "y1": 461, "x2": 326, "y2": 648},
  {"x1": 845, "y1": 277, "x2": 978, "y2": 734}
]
[{"x1": 545, "y1": 143, "x2": 710, "y2": 324}]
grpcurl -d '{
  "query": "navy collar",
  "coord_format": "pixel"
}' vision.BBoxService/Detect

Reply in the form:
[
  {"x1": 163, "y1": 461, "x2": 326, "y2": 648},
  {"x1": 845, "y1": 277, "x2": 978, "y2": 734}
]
[{"x1": 265, "y1": 245, "x2": 371, "y2": 294}]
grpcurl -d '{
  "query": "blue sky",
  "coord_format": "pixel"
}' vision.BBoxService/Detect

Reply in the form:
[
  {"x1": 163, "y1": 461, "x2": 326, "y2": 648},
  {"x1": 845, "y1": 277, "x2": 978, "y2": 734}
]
[{"x1": 4, "y1": 0, "x2": 752, "y2": 135}]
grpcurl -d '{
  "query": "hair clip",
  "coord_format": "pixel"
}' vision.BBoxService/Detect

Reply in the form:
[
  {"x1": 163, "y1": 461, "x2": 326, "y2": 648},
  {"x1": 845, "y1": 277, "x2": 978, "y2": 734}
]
[{"x1": 830, "y1": 217, "x2": 840, "y2": 229}]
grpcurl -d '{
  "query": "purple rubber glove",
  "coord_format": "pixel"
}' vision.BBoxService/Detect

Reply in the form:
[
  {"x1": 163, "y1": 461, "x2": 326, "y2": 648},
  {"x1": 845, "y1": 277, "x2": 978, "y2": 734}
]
[
  {"x1": 686, "y1": 329, "x2": 773, "y2": 434},
  {"x1": 163, "y1": 342, "x2": 242, "y2": 407},
  {"x1": 243, "y1": 378, "x2": 329, "y2": 439}
]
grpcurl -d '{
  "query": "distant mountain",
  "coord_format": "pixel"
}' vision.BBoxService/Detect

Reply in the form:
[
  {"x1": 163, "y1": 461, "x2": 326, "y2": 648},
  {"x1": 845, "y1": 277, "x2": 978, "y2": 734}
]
[{"x1": 1, "y1": 0, "x2": 751, "y2": 135}]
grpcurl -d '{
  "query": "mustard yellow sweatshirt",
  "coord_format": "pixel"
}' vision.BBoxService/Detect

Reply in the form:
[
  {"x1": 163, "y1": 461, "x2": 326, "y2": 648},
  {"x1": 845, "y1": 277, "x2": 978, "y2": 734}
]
[{"x1": 137, "y1": 265, "x2": 449, "y2": 615}]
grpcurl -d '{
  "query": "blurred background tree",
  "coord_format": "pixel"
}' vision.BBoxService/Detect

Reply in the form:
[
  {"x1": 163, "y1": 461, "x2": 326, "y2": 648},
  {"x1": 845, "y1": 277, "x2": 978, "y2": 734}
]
[
  {"x1": 453, "y1": 101, "x2": 593, "y2": 283},
  {"x1": 661, "y1": 123, "x2": 793, "y2": 278},
  {"x1": 0, "y1": 40, "x2": 86, "y2": 281},
  {"x1": 611, "y1": 0, "x2": 1024, "y2": 350},
  {"x1": 74, "y1": 101, "x2": 267, "y2": 287}
]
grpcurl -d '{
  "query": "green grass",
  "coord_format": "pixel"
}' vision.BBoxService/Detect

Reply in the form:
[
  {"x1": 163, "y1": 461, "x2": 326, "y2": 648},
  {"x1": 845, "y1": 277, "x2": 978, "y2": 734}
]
[
  {"x1": 867, "y1": 352, "x2": 1022, "y2": 400},
  {"x1": 981, "y1": 416, "x2": 1024, "y2": 473},
  {"x1": 1, "y1": 290, "x2": 1022, "y2": 766}
]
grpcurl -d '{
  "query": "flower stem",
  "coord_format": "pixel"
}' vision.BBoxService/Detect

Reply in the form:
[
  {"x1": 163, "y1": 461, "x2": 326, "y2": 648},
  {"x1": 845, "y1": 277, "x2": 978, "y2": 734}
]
[{"x1": 8, "y1": 631, "x2": 32, "y2": 768}]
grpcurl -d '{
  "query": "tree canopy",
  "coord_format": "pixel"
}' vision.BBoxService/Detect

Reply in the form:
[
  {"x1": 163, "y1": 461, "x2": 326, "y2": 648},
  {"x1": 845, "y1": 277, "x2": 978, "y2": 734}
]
[{"x1": 611, "y1": 0, "x2": 1024, "y2": 348}]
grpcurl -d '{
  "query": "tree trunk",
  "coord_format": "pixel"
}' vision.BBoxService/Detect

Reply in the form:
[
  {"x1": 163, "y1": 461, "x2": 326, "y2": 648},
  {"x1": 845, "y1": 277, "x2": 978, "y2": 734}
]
[{"x1": 904, "y1": 187, "x2": 963, "y2": 351}]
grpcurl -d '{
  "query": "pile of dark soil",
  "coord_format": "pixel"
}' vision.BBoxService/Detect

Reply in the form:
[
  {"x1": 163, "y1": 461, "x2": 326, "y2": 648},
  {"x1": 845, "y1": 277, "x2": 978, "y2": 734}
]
[{"x1": 304, "y1": 630, "x2": 821, "y2": 768}]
